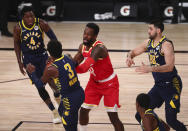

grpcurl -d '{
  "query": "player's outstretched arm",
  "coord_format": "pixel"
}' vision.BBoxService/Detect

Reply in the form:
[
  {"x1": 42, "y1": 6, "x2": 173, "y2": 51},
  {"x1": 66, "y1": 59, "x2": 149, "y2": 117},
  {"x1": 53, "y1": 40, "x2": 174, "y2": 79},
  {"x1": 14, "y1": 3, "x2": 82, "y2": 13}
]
[
  {"x1": 151, "y1": 41, "x2": 175, "y2": 72},
  {"x1": 136, "y1": 41, "x2": 175, "y2": 74},
  {"x1": 126, "y1": 39, "x2": 149, "y2": 67},
  {"x1": 75, "y1": 44, "x2": 107, "y2": 73},
  {"x1": 39, "y1": 19, "x2": 57, "y2": 40},
  {"x1": 14, "y1": 24, "x2": 26, "y2": 75},
  {"x1": 73, "y1": 44, "x2": 84, "y2": 66}
]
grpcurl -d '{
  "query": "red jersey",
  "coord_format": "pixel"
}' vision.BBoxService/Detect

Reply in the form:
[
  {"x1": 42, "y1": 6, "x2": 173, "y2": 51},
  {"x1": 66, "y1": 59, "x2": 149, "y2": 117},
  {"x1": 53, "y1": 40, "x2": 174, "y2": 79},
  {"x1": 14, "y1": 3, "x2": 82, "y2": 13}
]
[{"x1": 82, "y1": 40, "x2": 114, "y2": 81}]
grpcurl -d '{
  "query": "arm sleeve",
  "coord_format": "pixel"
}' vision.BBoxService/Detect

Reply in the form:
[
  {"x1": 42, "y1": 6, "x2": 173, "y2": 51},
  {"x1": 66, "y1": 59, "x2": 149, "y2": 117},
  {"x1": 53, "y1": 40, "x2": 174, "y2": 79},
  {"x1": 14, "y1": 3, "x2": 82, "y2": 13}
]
[{"x1": 76, "y1": 57, "x2": 95, "y2": 73}]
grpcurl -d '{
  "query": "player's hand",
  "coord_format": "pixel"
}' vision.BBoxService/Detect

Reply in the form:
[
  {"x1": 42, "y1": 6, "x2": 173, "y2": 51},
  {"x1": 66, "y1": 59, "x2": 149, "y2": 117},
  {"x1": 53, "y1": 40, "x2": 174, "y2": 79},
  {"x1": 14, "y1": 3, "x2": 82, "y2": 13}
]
[
  {"x1": 46, "y1": 56, "x2": 53, "y2": 65},
  {"x1": 26, "y1": 63, "x2": 36, "y2": 74},
  {"x1": 19, "y1": 62, "x2": 26, "y2": 76},
  {"x1": 126, "y1": 57, "x2": 135, "y2": 67},
  {"x1": 135, "y1": 62, "x2": 152, "y2": 74}
]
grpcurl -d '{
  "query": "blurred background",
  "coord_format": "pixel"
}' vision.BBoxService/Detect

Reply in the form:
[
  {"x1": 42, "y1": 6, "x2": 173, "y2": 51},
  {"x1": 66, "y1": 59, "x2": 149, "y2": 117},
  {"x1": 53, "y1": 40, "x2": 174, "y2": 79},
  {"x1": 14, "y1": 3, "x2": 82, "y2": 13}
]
[
  {"x1": 1, "y1": 0, "x2": 188, "y2": 37},
  {"x1": 3, "y1": 0, "x2": 188, "y2": 22}
]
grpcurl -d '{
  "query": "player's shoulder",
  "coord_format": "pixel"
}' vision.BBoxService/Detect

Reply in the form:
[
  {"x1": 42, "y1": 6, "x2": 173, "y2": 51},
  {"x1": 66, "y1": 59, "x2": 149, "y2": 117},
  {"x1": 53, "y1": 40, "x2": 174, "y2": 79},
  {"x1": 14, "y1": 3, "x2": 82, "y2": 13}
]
[
  {"x1": 39, "y1": 18, "x2": 47, "y2": 24},
  {"x1": 162, "y1": 40, "x2": 174, "y2": 49},
  {"x1": 14, "y1": 23, "x2": 21, "y2": 33},
  {"x1": 47, "y1": 64, "x2": 58, "y2": 73},
  {"x1": 96, "y1": 40, "x2": 104, "y2": 45},
  {"x1": 144, "y1": 39, "x2": 151, "y2": 44},
  {"x1": 144, "y1": 113, "x2": 156, "y2": 121}
]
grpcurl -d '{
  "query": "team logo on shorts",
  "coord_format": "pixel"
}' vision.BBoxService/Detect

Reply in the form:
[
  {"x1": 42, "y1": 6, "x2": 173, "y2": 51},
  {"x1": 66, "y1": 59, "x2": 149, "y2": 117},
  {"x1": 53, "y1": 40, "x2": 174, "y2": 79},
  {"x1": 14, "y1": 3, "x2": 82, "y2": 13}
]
[
  {"x1": 64, "y1": 111, "x2": 69, "y2": 116},
  {"x1": 34, "y1": 26, "x2": 39, "y2": 31}
]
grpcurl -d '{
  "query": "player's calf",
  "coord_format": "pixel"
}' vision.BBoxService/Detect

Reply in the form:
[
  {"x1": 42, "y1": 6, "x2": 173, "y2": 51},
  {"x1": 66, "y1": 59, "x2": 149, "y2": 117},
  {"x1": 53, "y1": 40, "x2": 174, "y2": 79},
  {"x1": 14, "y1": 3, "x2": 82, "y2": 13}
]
[{"x1": 107, "y1": 112, "x2": 124, "y2": 131}]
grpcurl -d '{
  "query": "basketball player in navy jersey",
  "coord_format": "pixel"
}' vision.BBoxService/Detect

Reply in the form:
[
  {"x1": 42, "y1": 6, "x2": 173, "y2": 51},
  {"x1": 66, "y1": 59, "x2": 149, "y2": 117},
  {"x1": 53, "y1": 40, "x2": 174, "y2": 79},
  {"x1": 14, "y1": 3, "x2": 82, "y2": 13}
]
[
  {"x1": 14, "y1": 6, "x2": 61, "y2": 123},
  {"x1": 26, "y1": 40, "x2": 85, "y2": 131},
  {"x1": 136, "y1": 93, "x2": 170, "y2": 131},
  {"x1": 126, "y1": 20, "x2": 187, "y2": 131}
]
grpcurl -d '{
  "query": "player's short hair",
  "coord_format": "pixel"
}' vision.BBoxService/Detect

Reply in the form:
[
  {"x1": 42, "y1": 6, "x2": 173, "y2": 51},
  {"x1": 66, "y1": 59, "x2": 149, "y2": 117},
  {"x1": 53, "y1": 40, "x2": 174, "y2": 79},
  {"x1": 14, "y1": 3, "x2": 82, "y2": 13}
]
[
  {"x1": 136, "y1": 93, "x2": 150, "y2": 109},
  {"x1": 86, "y1": 23, "x2": 100, "y2": 36},
  {"x1": 47, "y1": 40, "x2": 63, "y2": 58},
  {"x1": 149, "y1": 19, "x2": 164, "y2": 33},
  {"x1": 21, "y1": 6, "x2": 34, "y2": 18}
]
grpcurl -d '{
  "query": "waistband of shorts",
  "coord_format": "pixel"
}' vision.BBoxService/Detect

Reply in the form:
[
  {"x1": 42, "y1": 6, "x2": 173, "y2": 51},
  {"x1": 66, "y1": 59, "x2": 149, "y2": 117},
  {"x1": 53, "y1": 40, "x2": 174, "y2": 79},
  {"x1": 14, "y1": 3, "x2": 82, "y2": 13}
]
[{"x1": 97, "y1": 72, "x2": 116, "y2": 83}]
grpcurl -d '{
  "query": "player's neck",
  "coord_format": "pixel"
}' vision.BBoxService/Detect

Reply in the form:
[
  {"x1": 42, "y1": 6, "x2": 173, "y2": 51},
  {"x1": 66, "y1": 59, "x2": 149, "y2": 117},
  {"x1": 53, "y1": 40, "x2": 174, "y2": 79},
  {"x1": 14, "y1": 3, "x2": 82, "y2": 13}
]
[
  {"x1": 85, "y1": 40, "x2": 96, "y2": 49},
  {"x1": 153, "y1": 34, "x2": 162, "y2": 45},
  {"x1": 23, "y1": 21, "x2": 34, "y2": 28}
]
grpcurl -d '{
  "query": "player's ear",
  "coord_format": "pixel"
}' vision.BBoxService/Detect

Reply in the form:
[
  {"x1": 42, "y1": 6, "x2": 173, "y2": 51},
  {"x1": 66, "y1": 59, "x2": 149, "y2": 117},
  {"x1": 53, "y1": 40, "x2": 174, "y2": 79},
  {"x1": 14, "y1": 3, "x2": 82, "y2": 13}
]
[{"x1": 157, "y1": 28, "x2": 161, "y2": 34}]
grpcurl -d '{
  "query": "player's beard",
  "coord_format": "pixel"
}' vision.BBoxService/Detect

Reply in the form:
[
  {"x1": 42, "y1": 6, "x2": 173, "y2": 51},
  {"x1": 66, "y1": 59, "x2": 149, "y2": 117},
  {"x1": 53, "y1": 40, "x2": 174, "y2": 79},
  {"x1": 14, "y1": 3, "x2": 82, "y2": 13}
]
[
  {"x1": 149, "y1": 32, "x2": 157, "y2": 40},
  {"x1": 83, "y1": 39, "x2": 94, "y2": 47}
]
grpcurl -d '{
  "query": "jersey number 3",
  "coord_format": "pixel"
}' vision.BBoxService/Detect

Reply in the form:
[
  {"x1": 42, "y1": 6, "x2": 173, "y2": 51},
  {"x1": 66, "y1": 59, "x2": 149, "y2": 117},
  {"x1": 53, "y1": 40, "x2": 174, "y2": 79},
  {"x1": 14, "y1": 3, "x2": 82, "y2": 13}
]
[{"x1": 64, "y1": 63, "x2": 74, "y2": 79}]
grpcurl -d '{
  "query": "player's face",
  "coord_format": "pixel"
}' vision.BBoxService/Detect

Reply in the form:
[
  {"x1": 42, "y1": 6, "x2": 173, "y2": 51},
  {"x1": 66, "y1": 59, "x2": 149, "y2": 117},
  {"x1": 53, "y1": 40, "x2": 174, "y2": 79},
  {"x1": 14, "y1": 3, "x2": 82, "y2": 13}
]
[
  {"x1": 148, "y1": 24, "x2": 157, "y2": 40},
  {"x1": 83, "y1": 27, "x2": 97, "y2": 46},
  {"x1": 23, "y1": 11, "x2": 35, "y2": 27}
]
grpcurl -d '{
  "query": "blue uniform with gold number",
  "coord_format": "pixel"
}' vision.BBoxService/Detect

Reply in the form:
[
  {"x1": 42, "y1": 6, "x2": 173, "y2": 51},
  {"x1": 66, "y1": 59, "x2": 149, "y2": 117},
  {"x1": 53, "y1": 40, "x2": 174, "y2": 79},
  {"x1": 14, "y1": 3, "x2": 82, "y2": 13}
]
[
  {"x1": 141, "y1": 109, "x2": 166, "y2": 131},
  {"x1": 19, "y1": 18, "x2": 48, "y2": 79},
  {"x1": 146, "y1": 36, "x2": 182, "y2": 112},
  {"x1": 52, "y1": 55, "x2": 85, "y2": 130},
  {"x1": 135, "y1": 36, "x2": 187, "y2": 130},
  {"x1": 142, "y1": 36, "x2": 187, "y2": 131}
]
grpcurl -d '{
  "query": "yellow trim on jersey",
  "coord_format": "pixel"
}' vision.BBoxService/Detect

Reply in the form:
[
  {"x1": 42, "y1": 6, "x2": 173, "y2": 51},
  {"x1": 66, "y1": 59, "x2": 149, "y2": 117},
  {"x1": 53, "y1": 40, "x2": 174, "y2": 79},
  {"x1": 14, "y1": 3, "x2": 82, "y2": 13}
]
[
  {"x1": 18, "y1": 22, "x2": 22, "y2": 39},
  {"x1": 52, "y1": 63, "x2": 58, "y2": 68},
  {"x1": 145, "y1": 109, "x2": 152, "y2": 114},
  {"x1": 153, "y1": 127, "x2": 159, "y2": 131},
  {"x1": 22, "y1": 18, "x2": 36, "y2": 30},
  {"x1": 38, "y1": 18, "x2": 43, "y2": 33},
  {"x1": 83, "y1": 40, "x2": 98, "y2": 53},
  {"x1": 61, "y1": 117, "x2": 67, "y2": 125},
  {"x1": 83, "y1": 103, "x2": 98, "y2": 107},
  {"x1": 55, "y1": 55, "x2": 64, "y2": 62},
  {"x1": 170, "y1": 100, "x2": 176, "y2": 109},
  {"x1": 151, "y1": 36, "x2": 166, "y2": 48}
]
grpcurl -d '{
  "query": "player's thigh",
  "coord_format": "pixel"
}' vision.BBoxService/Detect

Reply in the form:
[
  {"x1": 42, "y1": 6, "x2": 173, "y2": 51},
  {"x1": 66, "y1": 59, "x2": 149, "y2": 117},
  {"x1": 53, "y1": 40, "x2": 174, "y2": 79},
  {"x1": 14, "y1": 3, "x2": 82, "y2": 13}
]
[
  {"x1": 83, "y1": 82, "x2": 103, "y2": 107},
  {"x1": 148, "y1": 85, "x2": 164, "y2": 109},
  {"x1": 58, "y1": 90, "x2": 84, "y2": 126},
  {"x1": 163, "y1": 76, "x2": 182, "y2": 113}
]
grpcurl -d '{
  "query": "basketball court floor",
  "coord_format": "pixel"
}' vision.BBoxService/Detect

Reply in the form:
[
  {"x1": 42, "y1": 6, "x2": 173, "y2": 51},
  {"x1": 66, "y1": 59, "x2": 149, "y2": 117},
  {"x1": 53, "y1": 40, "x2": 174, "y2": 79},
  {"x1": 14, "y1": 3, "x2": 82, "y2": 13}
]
[{"x1": 0, "y1": 22, "x2": 187, "y2": 131}]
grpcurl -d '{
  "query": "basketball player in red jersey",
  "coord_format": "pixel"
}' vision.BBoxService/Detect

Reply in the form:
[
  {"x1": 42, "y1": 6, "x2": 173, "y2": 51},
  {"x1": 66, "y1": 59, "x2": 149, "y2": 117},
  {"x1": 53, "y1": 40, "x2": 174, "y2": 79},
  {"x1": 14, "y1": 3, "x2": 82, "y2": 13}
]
[{"x1": 73, "y1": 23, "x2": 124, "y2": 131}]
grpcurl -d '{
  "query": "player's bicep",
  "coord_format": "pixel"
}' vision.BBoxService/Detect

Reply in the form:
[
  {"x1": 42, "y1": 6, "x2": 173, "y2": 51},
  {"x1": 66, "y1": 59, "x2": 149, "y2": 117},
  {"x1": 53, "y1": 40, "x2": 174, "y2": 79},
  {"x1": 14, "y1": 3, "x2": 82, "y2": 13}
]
[
  {"x1": 41, "y1": 66, "x2": 58, "y2": 84},
  {"x1": 91, "y1": 45, "x2": 107, "y2": 61},
  {"x1": 13, "y1": 25, "x2": 21, "y2": 46},
  {"x1": 39, "y1": 19, "x2": 50, "y2": 32},
  {"x1": 163, "y1": 42, "x2": 175, "y2": 67},
  {"x1": 142, "y1": 117, "x2": 153, "y2": 131}
]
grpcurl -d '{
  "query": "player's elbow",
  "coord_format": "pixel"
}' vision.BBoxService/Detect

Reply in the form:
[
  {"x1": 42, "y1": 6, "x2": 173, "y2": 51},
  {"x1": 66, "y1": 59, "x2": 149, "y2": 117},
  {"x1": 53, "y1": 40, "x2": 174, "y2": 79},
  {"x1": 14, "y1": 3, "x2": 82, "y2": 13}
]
[{"x1": 167, "y1": 64, "x2": 174, "y2": 72}]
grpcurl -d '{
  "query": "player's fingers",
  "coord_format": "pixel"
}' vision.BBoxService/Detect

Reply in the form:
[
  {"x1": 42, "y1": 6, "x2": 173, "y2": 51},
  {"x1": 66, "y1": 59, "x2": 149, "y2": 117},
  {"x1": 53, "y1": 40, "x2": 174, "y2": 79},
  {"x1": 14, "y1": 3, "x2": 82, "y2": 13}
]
[
  {"x1": 132, "y1": 60, "x2": 135, "y2": 65},
  {"x1": 141, "y1": 62, "x2": 145, "y2": 66}
]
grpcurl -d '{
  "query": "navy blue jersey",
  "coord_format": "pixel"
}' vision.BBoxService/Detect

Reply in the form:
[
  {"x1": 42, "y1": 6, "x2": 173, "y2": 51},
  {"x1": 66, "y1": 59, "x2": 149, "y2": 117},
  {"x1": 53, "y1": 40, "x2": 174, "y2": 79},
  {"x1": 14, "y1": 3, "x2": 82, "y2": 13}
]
[
  {"x1": 52, "y1": 55, "x2": 81, "y2": 95},
  {"x1": 19, "y1": 18, "x2": 46, "y2": 55},
  {"x1": 141, "y1": 109, "x2": 166, "y2": 131},
  {"x1": 147, "y1": 36, "x2": 177, "y2": 82}
]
